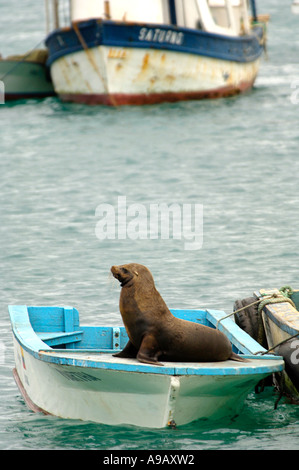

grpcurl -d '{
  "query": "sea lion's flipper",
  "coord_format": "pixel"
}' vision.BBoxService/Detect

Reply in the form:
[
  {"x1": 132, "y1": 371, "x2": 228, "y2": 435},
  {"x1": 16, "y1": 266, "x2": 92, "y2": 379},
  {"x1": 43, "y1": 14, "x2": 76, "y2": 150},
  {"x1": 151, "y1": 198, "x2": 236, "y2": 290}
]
[
  {"x1": 137, "y1": 334, "x2": 164, "y2": 366},
  {"x1": 113, "y1": 340, "x2": 138, "y2": 358},
  {"x1": 230, "y1": 352, "x2": 249, "y2": 362}
]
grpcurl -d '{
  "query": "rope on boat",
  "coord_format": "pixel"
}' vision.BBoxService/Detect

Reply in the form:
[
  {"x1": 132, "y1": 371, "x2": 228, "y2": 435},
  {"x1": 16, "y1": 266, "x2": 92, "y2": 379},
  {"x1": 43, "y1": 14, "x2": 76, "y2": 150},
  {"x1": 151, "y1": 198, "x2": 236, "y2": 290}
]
[
  {"x1": 279, "y1": 285, "x2": 294, "y2": 297},
  {"x1": 216, "y1": 298, "x2": 261, "y2": 329},
  {"x1": 72, "y1": 21, "x2": 118, "y2": 107},
  {"x1": 251, "y1": 15, "x2": 269, "y2": 60},
  {"x1": 216, "y1": 291, "x2": 290, "y2": 329},
  {"x1": 217, "y1": 286, "x2": 296, "y2": 332},
  {"x1": 254, "y1": 331, "x2": 299, "y2": 356},
  {"x1": 0, "y1": 38, "x2": 45, "y2": 81},
  {"x1": 252, "y1": 285, "x2": 299, "y2": 355},
  {"x1": 257, "y1": 293, "x2": 296, "y2": 315}
]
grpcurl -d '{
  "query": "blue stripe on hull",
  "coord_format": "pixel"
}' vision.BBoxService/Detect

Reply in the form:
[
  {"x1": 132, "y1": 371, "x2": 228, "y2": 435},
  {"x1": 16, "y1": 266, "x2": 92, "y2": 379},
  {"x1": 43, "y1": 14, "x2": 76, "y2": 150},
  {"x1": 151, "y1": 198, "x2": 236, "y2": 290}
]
[{"x1": 46, "y1": 19, "x2": 264, "y2": 67}]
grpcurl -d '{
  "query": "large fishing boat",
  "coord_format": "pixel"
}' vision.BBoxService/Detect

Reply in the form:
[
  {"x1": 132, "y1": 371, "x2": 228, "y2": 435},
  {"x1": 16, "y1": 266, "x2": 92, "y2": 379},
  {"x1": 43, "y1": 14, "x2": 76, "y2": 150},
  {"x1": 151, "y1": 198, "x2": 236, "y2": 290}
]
[{"x1": 45, "y1": 0, "x2": 268, "y2": 105}]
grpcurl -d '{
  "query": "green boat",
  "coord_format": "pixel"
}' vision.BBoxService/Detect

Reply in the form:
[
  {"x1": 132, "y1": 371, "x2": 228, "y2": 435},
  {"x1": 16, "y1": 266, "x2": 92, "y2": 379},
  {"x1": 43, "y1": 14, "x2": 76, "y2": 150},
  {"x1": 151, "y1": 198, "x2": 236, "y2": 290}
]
[
  {"x1": 0, "y1": 49, "x2": 56, "y2": 101},
  {"x1": 234, "y1": 287, "x2": 299, "y2": 404}
]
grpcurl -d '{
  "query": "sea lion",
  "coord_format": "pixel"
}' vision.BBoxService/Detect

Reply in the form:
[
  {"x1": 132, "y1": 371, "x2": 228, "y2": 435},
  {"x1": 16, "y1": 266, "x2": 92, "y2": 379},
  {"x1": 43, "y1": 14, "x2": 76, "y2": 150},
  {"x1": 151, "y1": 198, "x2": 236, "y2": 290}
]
[{"x1": 111, "y1": 263, "x2": 246, "y2": 365}]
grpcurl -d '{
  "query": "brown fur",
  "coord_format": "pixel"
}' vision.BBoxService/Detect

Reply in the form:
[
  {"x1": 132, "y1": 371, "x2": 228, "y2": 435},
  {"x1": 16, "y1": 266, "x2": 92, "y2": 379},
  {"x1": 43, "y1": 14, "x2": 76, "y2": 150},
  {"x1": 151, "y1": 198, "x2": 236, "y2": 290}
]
[{"x1": 111, "y1": 263, "x2": 245, "y2": 365}]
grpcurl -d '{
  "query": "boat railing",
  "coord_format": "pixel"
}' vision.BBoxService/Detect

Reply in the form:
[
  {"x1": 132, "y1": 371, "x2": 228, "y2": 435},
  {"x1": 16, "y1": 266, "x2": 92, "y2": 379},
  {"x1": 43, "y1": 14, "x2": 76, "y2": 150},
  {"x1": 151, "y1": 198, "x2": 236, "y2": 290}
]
[{"x1": 44, "y1": 0, "x2": 254, "y2": 38}]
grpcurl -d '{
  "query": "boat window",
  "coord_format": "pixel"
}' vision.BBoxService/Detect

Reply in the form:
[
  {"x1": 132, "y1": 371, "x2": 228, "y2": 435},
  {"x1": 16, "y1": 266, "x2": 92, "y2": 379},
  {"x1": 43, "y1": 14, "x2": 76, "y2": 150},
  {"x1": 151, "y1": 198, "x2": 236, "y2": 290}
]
[
  {"x1": 207, "y1": 0, "x2": 250, "y2": 34},
  {"x1": 45, "y1": 0, "x2": 72, "y2": 32},
  {"x1": 173, "y1": 0, "x2": 235, "y2": 35},
  {"x1": 164, "y1": 0, "x2": 250, "y2": 34},
  {"x1": 71, "y1": 0, "x2": 105, "y2": 22},
  {"x1": 108, "y1": 0, "x2": 165, "y2": 24},
  {"x1": 186, "y1": 0, "x2": 250, "y2": 36},
  {"x1": 45, "y1": 0, "x2": 250, "y2": 36},
  {"x1": 174, "y1": 0, "x2": 198, "y2": 29},
  {"x1": 45, "y1": 0, "x2": 171, "y2": 30},
  {"x1": 208, "y1": 0, "x2": 231, "y2": 29}
]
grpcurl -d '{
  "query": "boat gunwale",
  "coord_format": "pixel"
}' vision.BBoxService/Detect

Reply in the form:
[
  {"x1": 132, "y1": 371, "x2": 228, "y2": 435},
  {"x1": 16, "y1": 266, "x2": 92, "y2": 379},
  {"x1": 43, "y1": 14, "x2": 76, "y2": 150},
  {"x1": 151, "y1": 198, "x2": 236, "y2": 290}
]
[
  {"x1": 257, "y1": 289, "x2": 299, "y2": 337},
  {"x1": 9, "y1": 304, "x2": 284, "y2": 377},
  {"x1": 46, "y1": 17, "x2": 263, "y2": 44},
  {"x1": 36, "y1": 348, "x2": 284, "y2": 376},
  {"x1": 45, "y1": 17, "x2": 265, "y2": 67},
  {"x1": 262, "y1": 303, "x2": 299, "y2": 337}
]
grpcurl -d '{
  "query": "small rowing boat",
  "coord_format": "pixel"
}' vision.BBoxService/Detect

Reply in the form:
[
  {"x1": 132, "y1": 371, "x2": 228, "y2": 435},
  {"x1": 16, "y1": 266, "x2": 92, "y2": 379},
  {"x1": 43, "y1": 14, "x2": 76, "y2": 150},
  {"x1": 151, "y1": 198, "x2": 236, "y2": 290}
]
[{"x1": 9, "y1": 304, "x2": 284, "y2": 428}]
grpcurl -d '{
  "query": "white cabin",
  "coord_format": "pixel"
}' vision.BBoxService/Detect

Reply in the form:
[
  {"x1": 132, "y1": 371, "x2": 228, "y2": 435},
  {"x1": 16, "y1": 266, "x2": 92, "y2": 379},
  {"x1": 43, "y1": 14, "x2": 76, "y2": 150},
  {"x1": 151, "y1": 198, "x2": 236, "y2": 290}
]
[{"x1": 45, "y1": 0, "x2": 252, "y2": 37}]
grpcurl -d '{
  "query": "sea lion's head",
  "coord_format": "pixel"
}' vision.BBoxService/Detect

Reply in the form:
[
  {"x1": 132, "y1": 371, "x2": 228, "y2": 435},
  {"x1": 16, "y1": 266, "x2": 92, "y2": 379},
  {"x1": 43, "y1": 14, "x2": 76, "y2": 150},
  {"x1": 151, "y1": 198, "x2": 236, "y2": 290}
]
[{"x1": 111, "y1": 263, "x2": 154, "y2": 288}]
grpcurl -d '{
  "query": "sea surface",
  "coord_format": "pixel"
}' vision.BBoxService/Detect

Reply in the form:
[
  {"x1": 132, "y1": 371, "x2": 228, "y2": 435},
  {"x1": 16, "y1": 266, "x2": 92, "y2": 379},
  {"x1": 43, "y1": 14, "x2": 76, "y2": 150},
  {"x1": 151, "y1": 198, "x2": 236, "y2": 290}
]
[{"x1": 1, "y1": 0, "x2": 299, "y2": 451}]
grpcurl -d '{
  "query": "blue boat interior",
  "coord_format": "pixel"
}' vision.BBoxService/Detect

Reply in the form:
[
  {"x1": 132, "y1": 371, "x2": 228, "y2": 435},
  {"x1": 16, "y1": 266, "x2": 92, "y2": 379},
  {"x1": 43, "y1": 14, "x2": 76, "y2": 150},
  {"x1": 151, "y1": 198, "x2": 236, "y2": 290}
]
[
  {"x1": 28, "y1": 306, "x2": 221, "y2": 351},
  {"x1": 9, "y1": 305, "x2": 266, "y2": 357}
]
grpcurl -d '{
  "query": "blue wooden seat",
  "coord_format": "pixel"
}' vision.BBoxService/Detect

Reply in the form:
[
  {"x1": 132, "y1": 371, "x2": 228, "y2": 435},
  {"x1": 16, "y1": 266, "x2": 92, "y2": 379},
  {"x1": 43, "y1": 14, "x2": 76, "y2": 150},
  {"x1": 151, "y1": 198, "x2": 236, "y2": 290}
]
[
  {"x1": 36, "y1": 330, "x2": 83, "y2": 347},
  {"x1": 28, "y1": 306, "x2": 83, "y2": 349}
]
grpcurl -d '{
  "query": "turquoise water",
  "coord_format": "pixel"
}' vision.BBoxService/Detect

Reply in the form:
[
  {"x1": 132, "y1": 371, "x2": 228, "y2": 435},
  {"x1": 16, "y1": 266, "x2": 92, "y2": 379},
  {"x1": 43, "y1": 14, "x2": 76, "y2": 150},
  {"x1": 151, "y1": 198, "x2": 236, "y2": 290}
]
[{"x1": 1, "y1": 0, "x2": 299, "y2": 450}]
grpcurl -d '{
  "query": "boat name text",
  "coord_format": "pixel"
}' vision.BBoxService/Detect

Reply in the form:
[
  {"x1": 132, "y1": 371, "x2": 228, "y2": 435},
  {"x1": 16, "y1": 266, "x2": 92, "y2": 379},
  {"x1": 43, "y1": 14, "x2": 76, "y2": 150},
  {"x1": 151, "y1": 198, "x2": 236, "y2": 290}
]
[
  {"x1": 108, "y1": 48, "x2": 127, "y2": 59},
  {"x1": 55, "y1": 367, "x2": 101, "y2": 382},
  {"x1": 139, "y1": 27, "x2": 184, "y2": 46}
]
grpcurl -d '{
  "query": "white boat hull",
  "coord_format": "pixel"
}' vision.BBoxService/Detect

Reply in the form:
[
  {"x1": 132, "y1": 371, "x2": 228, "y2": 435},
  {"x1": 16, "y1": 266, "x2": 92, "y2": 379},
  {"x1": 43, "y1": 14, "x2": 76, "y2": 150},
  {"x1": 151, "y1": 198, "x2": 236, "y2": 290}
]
[
  {"x1": 50, "y1": 45, "x2": 260, "y2": 105},
  {"x1": 13, "y1": 337, "x2": 280, "y2": 428}
]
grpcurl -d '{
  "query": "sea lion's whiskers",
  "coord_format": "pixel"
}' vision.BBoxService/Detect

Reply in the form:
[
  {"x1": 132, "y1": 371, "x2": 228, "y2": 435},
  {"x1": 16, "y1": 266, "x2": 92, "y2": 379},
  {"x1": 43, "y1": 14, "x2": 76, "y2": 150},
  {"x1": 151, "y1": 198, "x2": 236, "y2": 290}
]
[{"x1": 107, "y1": 271, "x2": 118, "y2": 289}]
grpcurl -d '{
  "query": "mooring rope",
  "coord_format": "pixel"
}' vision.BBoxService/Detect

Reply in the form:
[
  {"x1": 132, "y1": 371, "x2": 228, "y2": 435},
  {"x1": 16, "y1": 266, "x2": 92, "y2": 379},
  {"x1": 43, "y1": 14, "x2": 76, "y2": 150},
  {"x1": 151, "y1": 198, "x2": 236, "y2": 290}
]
[
  {"x1": 253, "y1": 285, "x2": 299, "y2": 354},
  {"x1": 72, "y1": 21, "x2": 118, "y2": 107},
  {"x1": 217, "y1": 286, "x2": 296, "y2": 332},
  {"x1": 215, "y1": 288, "x2": 299, "y2": 357},
  {"x1": 216, "y1": 298, "x2": 261, "y2": 329},
  {"x1": 254, "y1": 331, "x2": 299, "y2": 356},
  {"x1": 257, "y1": 293, "x2": 296, "y2": 315},
  {"x1": 279, "y1": 285, "x2": 294, "y2": 297}
]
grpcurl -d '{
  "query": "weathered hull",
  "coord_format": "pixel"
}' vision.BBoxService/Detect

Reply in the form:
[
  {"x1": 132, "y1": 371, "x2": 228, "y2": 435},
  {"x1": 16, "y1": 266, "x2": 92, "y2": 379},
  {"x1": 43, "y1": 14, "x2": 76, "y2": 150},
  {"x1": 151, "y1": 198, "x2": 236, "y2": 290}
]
[
  {"x1": 258, "y1": 289, "x2": 299, "y2": 351},
  {"x1": 9, "y1": 304, "x2": 284, "y2": 428},
  {"x1": 260, "y1": 292, "x2": 299, "y2": 400},
  {"x1": 46, "y1": 19, "x2": 264, "y2": 106},
  {"x1": 12, "y1": 336, "x2": 282, "y2": 428},
  {"x1": 50, "y1": 46, "x2": 259, "y2": 105},
  {"x1": 236, "y1": 288, "x2": 299, "y2": 402}
]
